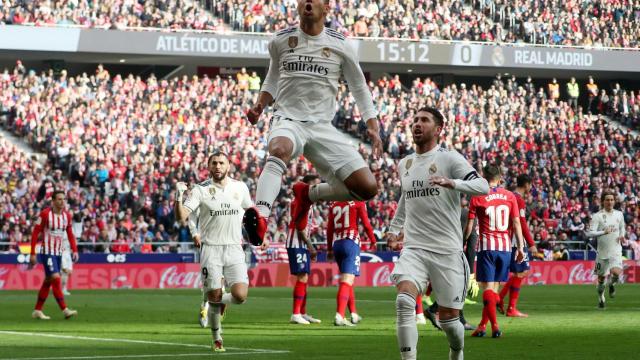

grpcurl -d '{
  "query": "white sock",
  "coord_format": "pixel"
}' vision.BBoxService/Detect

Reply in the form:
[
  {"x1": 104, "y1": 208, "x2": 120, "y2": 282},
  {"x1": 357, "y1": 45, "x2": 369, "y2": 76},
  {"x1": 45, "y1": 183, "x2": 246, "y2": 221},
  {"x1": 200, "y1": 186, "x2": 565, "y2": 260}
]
[
  {"x1": 396, "y1": 292, "x2": 418, "y2": 360},
  {"x1": 209, "y1": 302, "x2": 222, "y2": 341},
  {"x1": 221, "y1": 292, "x2": 245, "y2": 305},
  {"x1": 61, "y1": 272, "x2": 68, "y2": 291},
  {"x1": 440, "y1": 317, "x2": 464, "y2": 360},
  {"x1": 308, "y1": 182, "x2": 363, "y2": 202},
  {"x1": 255, "y1": 156, "x2": 287, "y2": 218}
]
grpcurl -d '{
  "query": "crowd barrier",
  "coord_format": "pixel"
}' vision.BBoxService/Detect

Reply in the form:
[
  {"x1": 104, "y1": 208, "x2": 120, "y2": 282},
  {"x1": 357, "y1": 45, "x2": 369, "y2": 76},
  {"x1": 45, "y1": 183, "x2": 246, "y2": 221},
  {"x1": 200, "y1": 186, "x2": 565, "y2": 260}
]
[{"x1": 0, "y1": 254, "x2": 636, "y2": 290}]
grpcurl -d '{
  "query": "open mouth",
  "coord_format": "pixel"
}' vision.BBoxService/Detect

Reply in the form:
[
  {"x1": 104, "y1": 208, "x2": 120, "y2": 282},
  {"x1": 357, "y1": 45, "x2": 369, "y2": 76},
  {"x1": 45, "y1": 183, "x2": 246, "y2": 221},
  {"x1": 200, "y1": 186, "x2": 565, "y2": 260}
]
[{"x1": 304, "y1": 3, "x2": 313, "y2": 13}]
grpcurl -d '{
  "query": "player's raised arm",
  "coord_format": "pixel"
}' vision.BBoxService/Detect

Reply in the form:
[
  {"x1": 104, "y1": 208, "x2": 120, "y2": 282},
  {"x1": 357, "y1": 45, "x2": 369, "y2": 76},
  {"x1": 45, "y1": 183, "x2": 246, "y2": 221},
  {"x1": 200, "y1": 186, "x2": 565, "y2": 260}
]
[
  {"x1": 342, "y1": 41, "x2": 381, "y2": 157},
  {"x1": 175, "y1": 182, "x2": 196, "y2": 224},
  {"x1": 248, "y1": 39, "x2": 278, "y2": 124}
]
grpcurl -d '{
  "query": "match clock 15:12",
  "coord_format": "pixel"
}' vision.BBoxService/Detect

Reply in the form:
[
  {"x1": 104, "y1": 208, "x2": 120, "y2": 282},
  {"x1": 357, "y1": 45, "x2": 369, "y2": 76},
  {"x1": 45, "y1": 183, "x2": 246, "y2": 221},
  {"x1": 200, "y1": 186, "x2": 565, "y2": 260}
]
[{"x1": 376, "y1": 42, "x2": 430, "y2": 63}]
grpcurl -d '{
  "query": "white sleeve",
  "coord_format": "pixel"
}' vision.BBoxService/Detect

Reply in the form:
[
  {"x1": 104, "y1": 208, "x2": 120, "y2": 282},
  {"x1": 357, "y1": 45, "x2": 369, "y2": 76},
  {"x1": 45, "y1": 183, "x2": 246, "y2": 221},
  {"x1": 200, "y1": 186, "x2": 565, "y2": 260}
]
[
  {"x1": 341, "y1": 41, "x2": 377, "y2": 121},
  {"x1": 188, "y1": 209, "x2": 199, "y2": 237},
  {"x1": 448, "y1": 151, "x2": 489, "y2": 195},
  {"x1": 584, "y1": 213, "x2": 604, "y2": 237},
  {"x1": 389, "y1": 193, "x2": 405, "y2": 235},
  {"x1": 261, "y1": 38, "x2": 280, "y2": 97},
  {"x1": 618, "y1": 212, "x2": 626, "y2": 238},
  {"x1": 241, "y1": 183, "x2": 253, "y2": 210},
  {"x1": 183, "y1": 186, "x2": 202, "y2": 212}
]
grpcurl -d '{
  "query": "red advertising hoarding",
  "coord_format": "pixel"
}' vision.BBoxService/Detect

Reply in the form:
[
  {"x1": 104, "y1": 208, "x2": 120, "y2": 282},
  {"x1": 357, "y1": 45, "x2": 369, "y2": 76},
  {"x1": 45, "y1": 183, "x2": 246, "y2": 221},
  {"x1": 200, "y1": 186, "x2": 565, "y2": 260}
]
[{"x1": 0, "y1": 261, "x2": 636, "y2": 290}]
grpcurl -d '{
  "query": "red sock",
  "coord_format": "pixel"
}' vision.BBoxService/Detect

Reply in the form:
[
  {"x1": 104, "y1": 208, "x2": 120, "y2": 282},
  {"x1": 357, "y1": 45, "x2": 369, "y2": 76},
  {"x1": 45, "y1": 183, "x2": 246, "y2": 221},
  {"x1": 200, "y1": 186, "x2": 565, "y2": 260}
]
[
  {"x1": 336, "y1": 282, "x2": 350, "y2": 317},
  {"x1": 35, "y1": 279, "x2": 52, "y2": 311},
  {"x1": 499, "y1": 276, "x2": 513, "y2": 302},
  {"x1": 348, "y1": 284, "x2": 357, "y2": 314},
  {"x1": 415, "y1": 295, "x2": 424, "y2": 314},
  {"x1": 292, "y1": 280, "x2": 306, "y2": 315},
  {"x1": 51, "y1": 277, "x2": 67, "y2": 310},
  {"x1": 508, "y1": 277, "x2": 523, "y2": 310},
  {"x1": 483, "y1": 290, "x2": 499, "y2": 331}
]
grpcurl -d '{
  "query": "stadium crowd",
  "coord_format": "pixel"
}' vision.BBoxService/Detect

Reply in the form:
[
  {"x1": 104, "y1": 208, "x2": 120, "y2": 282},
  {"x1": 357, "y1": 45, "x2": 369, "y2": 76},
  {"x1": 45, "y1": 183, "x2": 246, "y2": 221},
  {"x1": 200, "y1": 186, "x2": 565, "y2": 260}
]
[
  {"x1": 0, "y1": 0, "x2": 223, "y2": 30},
  {"x1": 0, "y1": 62, "x2": 639, "y2": 259},
  {"x1": 2, "y1": 0, "x2": 640, "y2": 47}
]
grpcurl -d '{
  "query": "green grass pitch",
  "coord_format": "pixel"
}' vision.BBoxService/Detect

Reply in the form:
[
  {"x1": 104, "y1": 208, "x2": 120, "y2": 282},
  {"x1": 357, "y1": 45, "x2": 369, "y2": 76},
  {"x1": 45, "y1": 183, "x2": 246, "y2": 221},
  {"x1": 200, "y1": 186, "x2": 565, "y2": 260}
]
[{"x1": 1, "y1": 285, "x2": 639, "y2": 359}]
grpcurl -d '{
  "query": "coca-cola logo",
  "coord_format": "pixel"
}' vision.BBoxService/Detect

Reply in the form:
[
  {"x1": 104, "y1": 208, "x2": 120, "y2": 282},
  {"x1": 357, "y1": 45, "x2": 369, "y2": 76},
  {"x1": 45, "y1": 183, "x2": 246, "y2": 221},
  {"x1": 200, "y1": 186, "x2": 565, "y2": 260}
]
[
  {"x1": 568, "y1": 263, "x2": 597, "y2": 284},
  {"x1": 372, "y1": 265, "x2": 393, "y2": 287},
  {"x1": 159, "y1": 266, "x2": 201, "y2": 289}
]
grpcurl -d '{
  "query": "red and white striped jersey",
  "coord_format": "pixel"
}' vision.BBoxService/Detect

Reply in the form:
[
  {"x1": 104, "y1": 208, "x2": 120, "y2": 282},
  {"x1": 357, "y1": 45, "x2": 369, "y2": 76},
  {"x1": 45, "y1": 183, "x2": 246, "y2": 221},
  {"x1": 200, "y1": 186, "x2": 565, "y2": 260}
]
[
  {"x1": 30, "y1": 208, "x2": 78, "y2": 256},
  {"x1": 468, "y1": 187, "x2": 519, "y2": 252},
  {"x1": 326, "y1": 201, "x2": 376, "y2": 247}
]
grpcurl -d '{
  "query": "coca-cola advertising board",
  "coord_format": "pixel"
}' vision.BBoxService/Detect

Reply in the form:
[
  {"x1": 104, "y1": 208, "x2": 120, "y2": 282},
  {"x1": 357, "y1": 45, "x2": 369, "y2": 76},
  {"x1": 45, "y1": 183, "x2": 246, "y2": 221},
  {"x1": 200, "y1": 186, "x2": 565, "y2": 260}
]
[{"x1": 0, "y1": 261, "x2": 636, "y2": 290}]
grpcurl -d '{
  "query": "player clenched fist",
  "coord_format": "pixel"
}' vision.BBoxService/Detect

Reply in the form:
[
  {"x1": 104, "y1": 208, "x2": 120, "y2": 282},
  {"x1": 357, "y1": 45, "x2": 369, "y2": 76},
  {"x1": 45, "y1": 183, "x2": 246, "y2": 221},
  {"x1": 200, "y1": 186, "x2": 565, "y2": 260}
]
[{"x1": 386, "y1": 232, "x2": 404, "y2": 251}]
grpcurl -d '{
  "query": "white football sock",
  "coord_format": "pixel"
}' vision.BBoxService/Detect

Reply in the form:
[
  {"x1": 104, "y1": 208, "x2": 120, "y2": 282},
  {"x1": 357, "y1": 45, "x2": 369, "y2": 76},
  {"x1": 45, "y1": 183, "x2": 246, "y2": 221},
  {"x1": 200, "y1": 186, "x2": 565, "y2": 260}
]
[
  {"x1": 440, "y1": 317, "x2": 464, "y2": 360},
  {"x1": 255, "y1": 156, "x2": 287, "y2": 218},
  {"x1": 209, "y1": 302, "x2": 222, "y2": 341},
  {"x1": 61, "y1": 272, "x2": 69, "y2": 291},
  {"x1": 396, "y1": 292, "x2": 418, "y2": 360},
  {"x1": 308, "y1": 182, "x2": 363, "y2": 202}
]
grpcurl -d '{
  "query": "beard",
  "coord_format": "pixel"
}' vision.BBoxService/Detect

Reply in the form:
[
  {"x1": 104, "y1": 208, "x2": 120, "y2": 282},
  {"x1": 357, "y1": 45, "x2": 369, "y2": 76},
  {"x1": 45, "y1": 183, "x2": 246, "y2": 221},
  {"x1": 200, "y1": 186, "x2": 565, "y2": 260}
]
[{"x1": 212, "y1": 169, "x2": 228, "y2": 182}]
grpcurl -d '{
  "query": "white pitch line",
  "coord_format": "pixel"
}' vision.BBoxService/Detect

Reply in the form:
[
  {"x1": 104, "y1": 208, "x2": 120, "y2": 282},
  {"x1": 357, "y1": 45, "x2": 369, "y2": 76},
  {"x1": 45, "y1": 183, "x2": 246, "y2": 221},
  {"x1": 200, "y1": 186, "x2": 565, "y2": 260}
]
[
  {"x1": 0, "y1": 351, "x2": 288, "y2": 360},
  {"x1": 0, "y1": 331, "x2": 289, "y2": 355}
]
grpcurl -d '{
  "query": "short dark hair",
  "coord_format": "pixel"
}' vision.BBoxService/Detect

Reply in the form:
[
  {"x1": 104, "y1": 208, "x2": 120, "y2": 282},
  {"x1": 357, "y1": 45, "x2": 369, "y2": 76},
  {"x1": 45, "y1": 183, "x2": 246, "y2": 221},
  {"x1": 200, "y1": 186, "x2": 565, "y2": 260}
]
[
  {"x1": 601, "y1": 189, "x2": 617, "y2": 202},
  {"x1": 483, "y1": 165, "x2": 501, "y2": 181},
  {"x1": 416, "y1": 106, "x2": 444, "y2": 127},
  {"x1": 302, "y1": 174, "x2": 320, "y2": 184},
  {"x1": 516, "y1": 174, "x2": 532, "y2": 187},
  {"x1": 208, "y1": 151, "x2": 229, "y2": 164},
  {"x1": 52, "y1": 190, "x2": 65, "y2": 199}
]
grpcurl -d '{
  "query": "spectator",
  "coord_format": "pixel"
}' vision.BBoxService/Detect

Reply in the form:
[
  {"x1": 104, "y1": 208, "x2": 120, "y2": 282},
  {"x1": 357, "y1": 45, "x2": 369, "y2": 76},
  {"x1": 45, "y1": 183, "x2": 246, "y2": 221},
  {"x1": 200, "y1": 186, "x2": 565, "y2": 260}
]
[{"x1": 567, "y1": 77, "x2": 579, "y2": 110}]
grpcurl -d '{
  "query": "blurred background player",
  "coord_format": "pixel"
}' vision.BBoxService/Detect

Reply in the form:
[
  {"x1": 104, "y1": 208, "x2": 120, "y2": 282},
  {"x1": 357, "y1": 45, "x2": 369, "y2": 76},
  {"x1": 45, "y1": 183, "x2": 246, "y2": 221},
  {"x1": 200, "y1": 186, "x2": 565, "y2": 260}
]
[
  {"x1": 327, "y1": 199, "x2": 376, "y2": 326},
  {"x1": 243, "y1": 0, "x2": 382, "y2": 246},
  {"x1": 465, "y1": 165, "x2": 525, "y2": 338},
  {"x1": 60, "y1": 235, "x2": 73, "y2": 296},
  {"x1": 175, "y1": 151, "x2": 266, "y2": 352},
  {"x1": 288, "y1": 175, "x2": 322, "y2": 325},
  {"x1": 498, "y1": 174, "x2": 538, "y2": 317},
  {"x1": 387, "y1": 107, "x2": 489, "y2": 360},
  {"x1": 584, "y1": 189, "x2": 626, "y2": 309},
  {"x1": 29, "y1": 190, "x2": 79, "y2": 320}
]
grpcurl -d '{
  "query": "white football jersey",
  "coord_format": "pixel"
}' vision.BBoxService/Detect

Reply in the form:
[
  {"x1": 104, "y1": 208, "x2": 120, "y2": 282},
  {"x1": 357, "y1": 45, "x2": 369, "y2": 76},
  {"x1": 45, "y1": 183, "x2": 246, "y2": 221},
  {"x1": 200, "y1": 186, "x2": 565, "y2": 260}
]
[
  {"x1": 586, "y1": 209, "x2": 625, "y2": 259},
  {"x1": 183, "y1": 178, "x2": 252, "y2": 246},
  {"x1": 390, "y1": 146, "x2": 489, "y2": 254},
  {"x1": 261, "y1": 26, "x2": 377, "y2": 123}
]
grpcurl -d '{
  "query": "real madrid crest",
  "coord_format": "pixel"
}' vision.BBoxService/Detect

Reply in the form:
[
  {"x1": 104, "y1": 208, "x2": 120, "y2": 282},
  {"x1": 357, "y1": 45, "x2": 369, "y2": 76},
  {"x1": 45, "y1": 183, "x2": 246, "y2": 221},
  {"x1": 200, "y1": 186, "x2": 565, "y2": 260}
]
[
  {"x1": 288, "y1": 36, "x2": 298, "y2": 49},
  {"x1": 429, "y1": 163, "x2": 437, "y2": 175},
  {"x1": 322, "y1": 47, "x2": 331, "y2": 58},
  {"x1": 209, "y1": 187, "x2": 216, "y2": 196},
  {"x1": 406, "y1": 159, "x2": 413, "y2": 170}
]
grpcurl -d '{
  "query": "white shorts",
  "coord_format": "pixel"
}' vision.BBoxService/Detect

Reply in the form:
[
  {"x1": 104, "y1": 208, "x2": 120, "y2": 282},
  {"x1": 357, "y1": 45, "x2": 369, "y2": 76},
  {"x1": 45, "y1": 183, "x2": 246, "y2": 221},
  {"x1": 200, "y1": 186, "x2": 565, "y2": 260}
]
[
  {"x1": 268, "y1": 116, "x2": 367, "y2": 183},
  {"x1": 61, "y1": 250, "x2": 73, "y2": 271},
  {"x1": 200, "y1": 244, "x2": 249, "y2": 291},
  {"x1": 595, "y1": 255, "x2": 623, "y2": 277},
  {"x1": 392, "y1": 248, "x2": 469, "y2": 310}
]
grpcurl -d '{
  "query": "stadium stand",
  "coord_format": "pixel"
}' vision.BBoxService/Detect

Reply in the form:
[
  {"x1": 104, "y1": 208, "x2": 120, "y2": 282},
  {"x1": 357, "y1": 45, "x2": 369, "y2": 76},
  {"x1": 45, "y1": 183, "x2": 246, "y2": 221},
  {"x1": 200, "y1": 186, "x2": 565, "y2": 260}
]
[{"x1": 1, "y1": 1, "x2": 640, "y2": 47}]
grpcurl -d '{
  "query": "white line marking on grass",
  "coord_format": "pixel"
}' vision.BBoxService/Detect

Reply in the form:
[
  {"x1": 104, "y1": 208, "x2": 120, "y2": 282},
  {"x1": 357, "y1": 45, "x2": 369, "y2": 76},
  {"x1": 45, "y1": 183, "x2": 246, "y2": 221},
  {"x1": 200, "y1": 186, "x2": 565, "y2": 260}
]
[
  {"x1": 0, "y1": 351, "x2": 288, "y2": 360},
  {"x1": 0, "y1": 331, "x2": 289, "y2": 356}
]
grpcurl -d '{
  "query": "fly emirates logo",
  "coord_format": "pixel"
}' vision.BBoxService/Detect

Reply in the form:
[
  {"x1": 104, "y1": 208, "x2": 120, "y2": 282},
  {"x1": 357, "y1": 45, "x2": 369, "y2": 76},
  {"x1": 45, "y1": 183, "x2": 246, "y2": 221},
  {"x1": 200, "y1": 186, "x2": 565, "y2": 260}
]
[
  {"x1": 282, "y1": 55, "x2": 330, "y2": 76},
  {"x1": 405, "y1": 179, "x2": 441, "y2": 199},
  {"x1": 209, "y1": 203, "x2": 239, "y2": 217}
]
